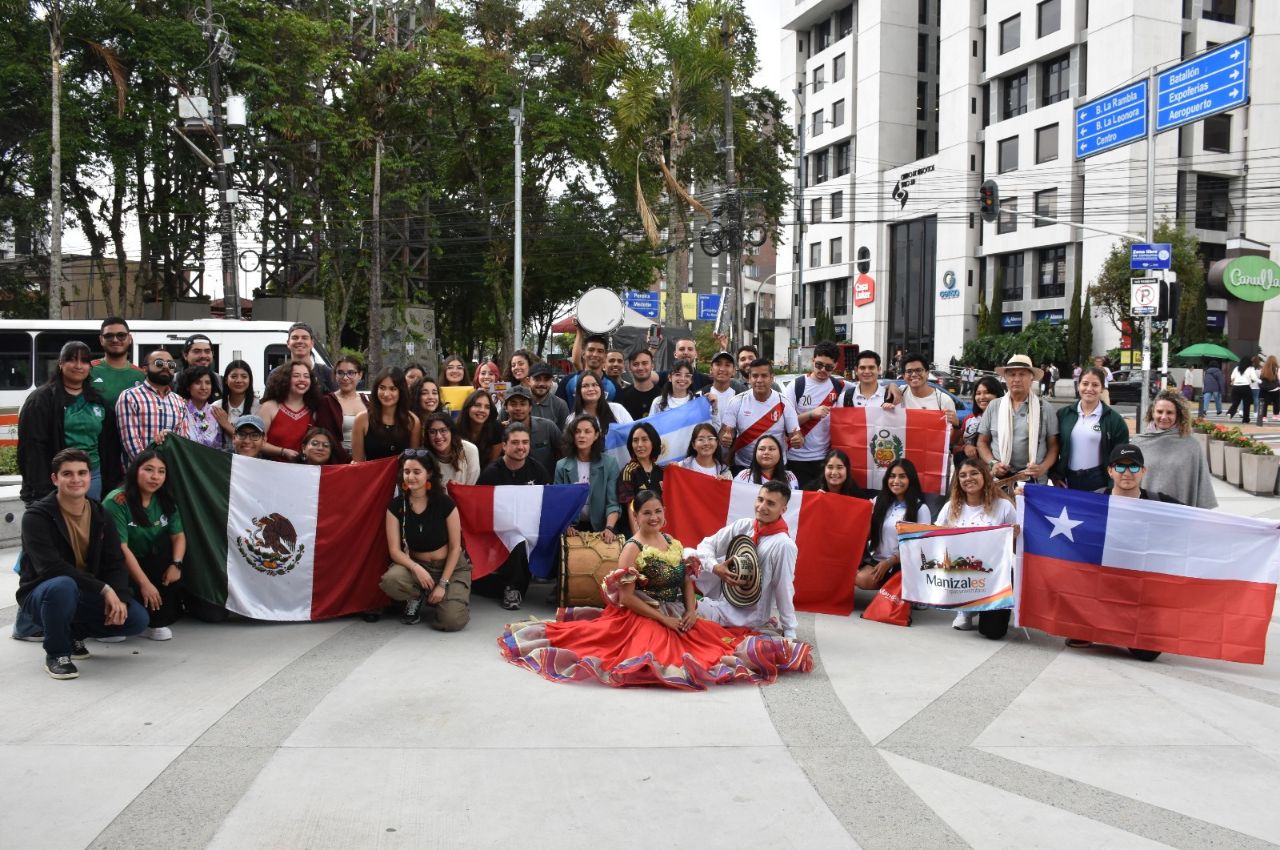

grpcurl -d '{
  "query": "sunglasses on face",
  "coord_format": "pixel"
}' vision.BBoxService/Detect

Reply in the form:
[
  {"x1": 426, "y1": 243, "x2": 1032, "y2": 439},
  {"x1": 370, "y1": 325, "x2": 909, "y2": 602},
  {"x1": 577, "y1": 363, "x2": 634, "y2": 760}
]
[
  {"x1": 813, "y1": 360, "x2": 836, "y2": 372},
  {"x1": 402, "y1": 448, "x2": 431, "y2": 459},
  {"x1": 151, "y1": 360, "x2": 180, "y2": 370},
  {"x1": 1112, "y1": 463, "x2": 1143, "y2": 474},
  {"x1": 101, "y1": 332, "x2": 129, "y2": 341}
]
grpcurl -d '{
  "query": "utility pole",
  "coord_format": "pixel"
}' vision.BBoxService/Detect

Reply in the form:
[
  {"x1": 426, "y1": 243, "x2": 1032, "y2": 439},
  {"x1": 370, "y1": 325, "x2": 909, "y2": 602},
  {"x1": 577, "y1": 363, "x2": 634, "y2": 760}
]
[
  {"x1": 369, "y1": 136, "x2": 384, "y2": 375},
  {"x1": 721, "y1": 15, "x2": 743, "y2": 346},
  {"x1": 203, "y1": 0, "x2": 240, "y2": 319},
  {"x1": 47, "y1": 0, "x2": 63, "y2": 319},
  {"x1": 1139, "y1": 66, "x2": 1157, "y2": 427},
  {"x1": 511, "y1": 92, "x2": 525, "y2": 352},
  {"x1": 792, "y1": 82, "x2": 806, "y2": 369}
]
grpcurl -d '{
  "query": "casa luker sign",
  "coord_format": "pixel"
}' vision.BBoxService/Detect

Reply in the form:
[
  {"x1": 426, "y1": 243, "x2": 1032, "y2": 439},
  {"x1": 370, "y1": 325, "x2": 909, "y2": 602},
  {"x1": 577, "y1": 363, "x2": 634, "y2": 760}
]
[{"x1": 1222, "y1": 256, "x2": 1280, "y2": 302}]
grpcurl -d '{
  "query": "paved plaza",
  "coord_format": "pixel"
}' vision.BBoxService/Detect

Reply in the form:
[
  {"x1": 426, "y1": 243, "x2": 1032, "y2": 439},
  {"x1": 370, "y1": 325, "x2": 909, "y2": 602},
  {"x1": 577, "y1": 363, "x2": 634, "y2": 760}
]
[{"x1": 2, "y1": 474, "x2": 1279, "y2": 850}]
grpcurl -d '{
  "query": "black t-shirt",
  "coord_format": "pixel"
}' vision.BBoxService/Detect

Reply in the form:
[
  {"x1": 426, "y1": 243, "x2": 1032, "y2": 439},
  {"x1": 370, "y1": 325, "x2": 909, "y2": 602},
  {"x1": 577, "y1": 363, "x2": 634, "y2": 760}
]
[
  {"x1": 477, "y1": 458, "x2": 548, "y2": 485},
  {"x1": 388, "y1": 491, "x2": 456, "y2": 553},
  {"x1": 618, "y1": 383, "x2": 664, "y2": 420}
]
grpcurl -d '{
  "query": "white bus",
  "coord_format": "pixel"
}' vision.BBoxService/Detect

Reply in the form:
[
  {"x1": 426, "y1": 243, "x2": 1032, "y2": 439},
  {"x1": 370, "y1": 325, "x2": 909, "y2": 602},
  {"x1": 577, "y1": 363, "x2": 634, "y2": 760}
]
[{"x1": 0, "y1": 319, "x2": 333, "y2": 446}]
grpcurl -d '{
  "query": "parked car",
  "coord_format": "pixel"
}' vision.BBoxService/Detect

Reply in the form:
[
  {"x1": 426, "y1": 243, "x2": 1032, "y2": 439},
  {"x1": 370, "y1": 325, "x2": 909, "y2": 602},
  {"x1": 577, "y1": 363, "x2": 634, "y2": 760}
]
[{"x1": 1106, "y1": 370, "x2": 1162, "y2": 404}]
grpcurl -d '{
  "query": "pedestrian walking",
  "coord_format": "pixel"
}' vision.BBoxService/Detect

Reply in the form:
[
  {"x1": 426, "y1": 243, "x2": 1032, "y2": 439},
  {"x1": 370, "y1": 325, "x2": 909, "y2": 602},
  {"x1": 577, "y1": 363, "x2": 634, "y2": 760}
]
[{"x1": 1200, "y1": 360, "x2": 1225, "y2": 416}]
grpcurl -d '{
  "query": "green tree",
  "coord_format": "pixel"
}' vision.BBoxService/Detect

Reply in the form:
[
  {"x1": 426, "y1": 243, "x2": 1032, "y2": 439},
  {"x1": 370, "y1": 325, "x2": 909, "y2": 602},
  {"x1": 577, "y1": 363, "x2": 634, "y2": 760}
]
[
  {"x1": 814, "y1": 305, "x2": 836, "y2": 343},
  {"x1": 980, "y1": 263, "x2": 1005, "y2": 337},
  {"x1": 1065, "y1": 272, "x2": 1083, "y2": 366},
  {"x1": 1088, "y1": 219, "x2": 1206, "y2": 345},
  {"x1": 1079, "y1": 292, "x2": 1094, "y2": 362}
]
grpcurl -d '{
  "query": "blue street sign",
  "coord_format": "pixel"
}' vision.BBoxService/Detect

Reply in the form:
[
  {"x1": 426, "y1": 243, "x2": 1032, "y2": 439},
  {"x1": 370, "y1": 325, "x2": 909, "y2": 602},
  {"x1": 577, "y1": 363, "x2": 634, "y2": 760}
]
[
  {"x1": 623, "y1": 290, "x2": 659, "y2": 319},
  {"x1": 1074, "y1": 80, "x2": 1148, "y2": 159},
  {"x1": 1156, "y1": 37, "x2": 1249, "y2": 132},
  {"x1": 1131, "y1": 243, "x2": 1172, "y2": 271},
  {"x1": 696, "y1": 293, "x2": 721, "y2": 322}
]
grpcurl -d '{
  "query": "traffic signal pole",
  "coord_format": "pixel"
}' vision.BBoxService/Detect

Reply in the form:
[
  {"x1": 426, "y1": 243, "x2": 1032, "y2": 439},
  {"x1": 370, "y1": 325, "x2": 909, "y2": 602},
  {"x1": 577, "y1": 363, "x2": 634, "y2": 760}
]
[{"x1": 1140, "y1": 66, "x2": 1157, "y2": 429}]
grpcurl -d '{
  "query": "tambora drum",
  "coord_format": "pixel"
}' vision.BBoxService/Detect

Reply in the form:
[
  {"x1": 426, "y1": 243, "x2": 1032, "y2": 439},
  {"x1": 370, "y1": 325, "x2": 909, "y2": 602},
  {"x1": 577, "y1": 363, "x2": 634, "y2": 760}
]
[
  {"x1": 559, "y1": 531, "x2": 623, "y2": 607},
  {"x1": 574, "y1": 288, "x2": 626, "y2": 335}
]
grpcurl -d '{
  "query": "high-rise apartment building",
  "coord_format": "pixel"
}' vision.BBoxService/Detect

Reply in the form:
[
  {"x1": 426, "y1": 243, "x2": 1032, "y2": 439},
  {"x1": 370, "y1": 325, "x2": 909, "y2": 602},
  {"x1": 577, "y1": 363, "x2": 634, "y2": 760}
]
[{"x1": 774, "y1": 0, "x2": 1278, "y2": 368}]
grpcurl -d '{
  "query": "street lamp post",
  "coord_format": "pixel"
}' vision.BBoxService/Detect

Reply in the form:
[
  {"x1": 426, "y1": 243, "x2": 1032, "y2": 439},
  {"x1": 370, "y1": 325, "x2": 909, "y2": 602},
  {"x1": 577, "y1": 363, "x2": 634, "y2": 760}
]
[{"x1": 510, "y1": 54, "x2": 544, "y2": 353}]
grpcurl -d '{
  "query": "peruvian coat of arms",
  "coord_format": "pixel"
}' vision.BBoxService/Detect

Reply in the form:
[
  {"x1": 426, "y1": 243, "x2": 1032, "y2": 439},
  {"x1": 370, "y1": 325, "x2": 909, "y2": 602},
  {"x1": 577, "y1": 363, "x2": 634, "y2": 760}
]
[
  {"x1": 236, "y1": 513, "x2": 305, "y2": 576},
  {"x1": 871, "y1": 428, "x2": 904, "y2": 469}
]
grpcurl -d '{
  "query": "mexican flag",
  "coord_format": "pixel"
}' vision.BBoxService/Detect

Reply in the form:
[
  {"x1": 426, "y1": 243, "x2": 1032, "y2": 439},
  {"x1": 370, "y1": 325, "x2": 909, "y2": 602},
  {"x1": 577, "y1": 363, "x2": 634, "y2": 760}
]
[{"x1": 158, "y1": 437, "x2": 399, "y2": 620}]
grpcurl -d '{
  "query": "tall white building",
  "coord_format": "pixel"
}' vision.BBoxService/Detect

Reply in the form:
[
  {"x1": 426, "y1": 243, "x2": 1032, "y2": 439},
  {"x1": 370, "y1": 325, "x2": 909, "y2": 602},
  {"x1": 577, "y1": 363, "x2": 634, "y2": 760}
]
[{"x1": 774, "y1": 0, "x2": 1279, "y2": 369}]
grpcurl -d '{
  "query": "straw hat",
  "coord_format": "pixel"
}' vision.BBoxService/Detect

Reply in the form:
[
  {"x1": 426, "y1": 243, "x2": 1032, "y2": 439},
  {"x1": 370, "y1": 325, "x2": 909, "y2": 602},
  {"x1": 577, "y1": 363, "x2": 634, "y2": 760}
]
[{"x1": 994, "y1": 354, "x2": 1044, "y2": 381}]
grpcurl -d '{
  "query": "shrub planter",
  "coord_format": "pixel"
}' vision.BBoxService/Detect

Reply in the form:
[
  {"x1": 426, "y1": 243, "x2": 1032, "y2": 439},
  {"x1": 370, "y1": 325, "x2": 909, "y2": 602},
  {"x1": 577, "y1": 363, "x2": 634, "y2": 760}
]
[
  {"x1": 1241, "y1": 453, "x2": 1280, "y2": 496},
  {"x1": 1191, "y1": 432, "x2": 1209, "y2": 455},
  {"x1": 1208, "y1": 439, "x2": 1226, "y2": 477},
  {"x1": 1224, "y1": 445, "x2": 1245, "y2": 486}
]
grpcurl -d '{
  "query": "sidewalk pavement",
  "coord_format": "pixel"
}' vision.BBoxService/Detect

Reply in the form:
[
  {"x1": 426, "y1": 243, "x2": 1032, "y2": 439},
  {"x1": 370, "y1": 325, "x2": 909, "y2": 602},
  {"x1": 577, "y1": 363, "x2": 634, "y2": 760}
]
[{"x1": 2, "y1": 481, "x2": 1279, "y2": 849}]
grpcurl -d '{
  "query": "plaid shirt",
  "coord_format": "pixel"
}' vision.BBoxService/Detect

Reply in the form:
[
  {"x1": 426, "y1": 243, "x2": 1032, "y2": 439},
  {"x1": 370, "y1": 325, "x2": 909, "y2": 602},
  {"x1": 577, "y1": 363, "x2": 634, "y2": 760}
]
[{"x1": 117, "y1": 381, "x2": 190, "y2": 461}]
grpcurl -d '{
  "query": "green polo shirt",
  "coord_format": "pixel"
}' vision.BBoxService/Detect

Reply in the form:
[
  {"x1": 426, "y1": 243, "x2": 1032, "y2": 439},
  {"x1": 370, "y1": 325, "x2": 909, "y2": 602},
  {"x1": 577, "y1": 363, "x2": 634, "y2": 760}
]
[
  {"x1": 90, "y1": 361, "x2": 145, "y2": 406},
  {"x1": 63, "y1": 393, "x2": 106, "y2": 469},
  {"x1": 103, "y1": 487, "x2": 184, "y2": 558}
]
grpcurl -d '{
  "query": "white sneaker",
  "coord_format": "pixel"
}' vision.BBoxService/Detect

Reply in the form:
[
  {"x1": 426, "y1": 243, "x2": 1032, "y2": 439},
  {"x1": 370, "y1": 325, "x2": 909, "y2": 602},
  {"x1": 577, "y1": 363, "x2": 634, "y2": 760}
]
[
  {"x1": 142, "y1": 627, "x2": 173, "y2": 641},
  {"x1": 952, "y1": 611, "x2": 976, "y2": 631},
  {"x1": 95, "y1": 635, "x2": 127, "y2": 644}
]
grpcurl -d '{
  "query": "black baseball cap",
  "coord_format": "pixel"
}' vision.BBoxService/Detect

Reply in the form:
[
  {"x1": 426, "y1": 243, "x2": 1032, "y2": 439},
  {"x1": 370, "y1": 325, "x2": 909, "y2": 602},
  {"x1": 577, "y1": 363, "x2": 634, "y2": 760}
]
[
  {"x1": 529, "y1": 363, "x2": 554, "y2": 377},
  {"x1": 711, "y1": 350, "x2": 735, "y2": 364},
  {"x1": 1108, "y1": 444, "x2": 1144, "y2": 467},
  {"x1": 505, "y1": 385, "x2": 533, "y2": 401}
]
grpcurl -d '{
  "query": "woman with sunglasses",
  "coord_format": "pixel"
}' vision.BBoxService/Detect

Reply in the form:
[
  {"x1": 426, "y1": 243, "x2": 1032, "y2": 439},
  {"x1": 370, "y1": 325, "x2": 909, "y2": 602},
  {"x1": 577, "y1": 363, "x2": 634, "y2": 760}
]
[
  {"x1": 457, "y1": 389, "x2": 504, "y2": 466},
  {"x1": 377, "y1": 450, "x2": 470, "y2": 631},
  {"x1": 566, "y1": 372, "x2": 631, "y2": 435},
  {"x1": 554, "y1": 414, "x2": 620, "y2": 544},
  {"x1": 816, "y1": 448, "x2": 860, "y2": 496},
  {"x1": 499, "y1": 490, "x2": 812, "y2": 689},
  {"x1": 352, "y1": 367, "x2": 420, "y2": 462},
  {"x1": 18, "y1": 340, "x2": 122, "y2": 504},
  {"x1": 316, "y1": 354, "x2": 366, "y2": 458},
  {"x1": 677, "y1": 422, "x2": 732, "y2": 479},
  {"x1": 938, "y1": 457, "x2": 1017, "y2": 637},
  {"x1": 423, "y1": 412, "x2": 480, "y2": 491},
  {"x1": 618, "y1": 422, "x2": 664, "y2": 535},
  {"x1": 856, "y1": 459, "x2": 929, "y2": 591},
  {"x1": 734, "y1": 435, "x2": 800, "y2": 488}
]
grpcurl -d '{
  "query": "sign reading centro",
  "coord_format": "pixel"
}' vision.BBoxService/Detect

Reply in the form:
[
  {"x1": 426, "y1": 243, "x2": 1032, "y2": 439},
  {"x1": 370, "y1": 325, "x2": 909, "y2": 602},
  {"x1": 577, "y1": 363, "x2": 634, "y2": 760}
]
[{"x1": 1223, "y1": 256, "x2": 1280, "y2": 302}]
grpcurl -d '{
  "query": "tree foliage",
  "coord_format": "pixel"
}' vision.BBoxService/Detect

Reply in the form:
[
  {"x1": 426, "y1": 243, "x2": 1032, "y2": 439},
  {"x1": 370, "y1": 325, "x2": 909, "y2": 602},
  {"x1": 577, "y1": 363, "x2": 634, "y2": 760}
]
[{"x1": 961, "y1": 320, "x2": 1067, "y2": 371}]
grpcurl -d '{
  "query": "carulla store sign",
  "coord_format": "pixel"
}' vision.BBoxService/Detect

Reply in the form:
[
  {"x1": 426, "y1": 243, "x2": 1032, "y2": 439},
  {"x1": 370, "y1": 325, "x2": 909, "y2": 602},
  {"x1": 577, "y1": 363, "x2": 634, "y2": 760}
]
[{"x1": 1224, "y1": 256, "x2": 1280, "y2": 302}]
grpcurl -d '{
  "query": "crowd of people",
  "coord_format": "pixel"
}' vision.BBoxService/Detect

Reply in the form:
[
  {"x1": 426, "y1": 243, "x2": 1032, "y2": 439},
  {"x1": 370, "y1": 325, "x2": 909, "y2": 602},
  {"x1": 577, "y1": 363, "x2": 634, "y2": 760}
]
[{"x1": 12, "y1": 318, "x2": 1222, "y2": 685}]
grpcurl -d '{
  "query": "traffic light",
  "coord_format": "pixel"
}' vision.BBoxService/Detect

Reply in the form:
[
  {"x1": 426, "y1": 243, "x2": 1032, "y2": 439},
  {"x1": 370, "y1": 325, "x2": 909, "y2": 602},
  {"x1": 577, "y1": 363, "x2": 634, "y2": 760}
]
[{"x1": 979, "y1": 179, "x2": 1000, "y2": 223}]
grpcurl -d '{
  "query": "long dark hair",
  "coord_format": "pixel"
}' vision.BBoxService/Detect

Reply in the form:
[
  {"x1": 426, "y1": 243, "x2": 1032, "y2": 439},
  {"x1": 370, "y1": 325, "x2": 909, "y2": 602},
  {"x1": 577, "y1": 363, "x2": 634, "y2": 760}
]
[
  {"x1": 263, "y1": 361, "x2": 323, "y2": 411},
  {"x1": 571, "y1": 372, "x2": 617, "y2": 433},
  {"x1": 817, "y1": 448, "x2": 859, "y2": 496},
  {"x1": 563, "y1": 414, "x2": 603, "y2": 462},
  {"x1": 458, "y1": 388, "x2": 503, "y2": 457},
  {"x1": 122, "y1": 448, "x2": 176, "y2": 528},
  {"x1": 440, "y1": 354, "x2": 469, "y2": 387},
  {"x1": 746, "y1": 434, "x2": 786, "y2": 484},
  {"x1": 424, "y1": 411, "x2": 464, "y2": 467},
  {"x1": 298, "y1": 426, "x2": 339, "y2": 465},
  {"x1": 220, "y1": 359, "x2": 255, "y2": 413},
  {"x1": 505, "y1": 349, "x2": 536, "y2": 383},
  {"x1": 970, "y1": 375, "x2": 1004, "y2": 414},
  {"x1": 683, "y1": 422, "x2": 720, "y2": 460},
  {"x1": 655, "y1": 359, "x2": 694, "y2": 412},
  {"x1": 177, "y1": 365, "x2": 218, "y2": 402},
  {"x1": 52, "y1": 341, "x2": 92, "y2": 387},
  {"x1": 627, "y1": 421, "x2": 663, "y2": 464},
  {"x1": 367, "y1": 367, "x2": 416, "y2": 443},
  {"x1": 867, "y1": 458, "x2": 925, "y2": 555}
]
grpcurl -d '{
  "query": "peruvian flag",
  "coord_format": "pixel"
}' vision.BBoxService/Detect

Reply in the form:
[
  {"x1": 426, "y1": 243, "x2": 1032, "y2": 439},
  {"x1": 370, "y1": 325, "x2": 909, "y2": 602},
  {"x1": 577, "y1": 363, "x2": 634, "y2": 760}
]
[
  {"x1": 157, "y1": 437, "x2": 399, "y2": 620},
  {"x1": 662, "y1": 464, "x2": 872, "y2": 615},
  {"x1": 451, "y1": 484, "x2": 589, "y2": 580},
  {"x1": 1018, "y1": 485, "x2": 1280, "y2": 664},
  {"x1": 830, "y1": 406, "x2": 952, "y2": 494}
]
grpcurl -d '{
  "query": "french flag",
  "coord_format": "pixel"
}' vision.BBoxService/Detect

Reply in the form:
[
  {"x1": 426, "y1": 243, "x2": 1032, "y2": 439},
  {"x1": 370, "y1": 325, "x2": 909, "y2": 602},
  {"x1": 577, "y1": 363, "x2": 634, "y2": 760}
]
[
  {"x1": 604, "y1": 396, "x2": 713, "y2": 467},
  {"x1": 662, "y1": 464, "x2": 873, "y2": 615},
  {"x1": 450, "y1": 484, "x2": 589, "y2": 579},
  {"x1": 1018, "y1": 485, "x2": 1280, "y2": 664}
]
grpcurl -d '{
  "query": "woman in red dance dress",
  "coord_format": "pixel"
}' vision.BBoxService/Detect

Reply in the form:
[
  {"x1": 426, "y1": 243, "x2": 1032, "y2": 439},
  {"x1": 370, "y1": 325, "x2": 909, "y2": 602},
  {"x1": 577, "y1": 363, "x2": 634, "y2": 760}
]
[{"x1": 499, "y1": 491, "x2": 812, "y2": 690}]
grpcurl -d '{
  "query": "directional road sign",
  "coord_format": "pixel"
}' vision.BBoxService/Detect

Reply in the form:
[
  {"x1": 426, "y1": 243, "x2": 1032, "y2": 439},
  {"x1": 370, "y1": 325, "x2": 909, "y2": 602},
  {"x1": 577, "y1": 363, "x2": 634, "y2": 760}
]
[
  {"x1": 624, "y1": 290, "x2": 659, "y2": 319},
  {"x1": 1156, "y1": 37, "x2": 1250, "y2": 133},
  {"x1": 696, "y1": 293, "x2": 721, "y2": 322},
  {"x1": 1075, "y1": 80, "x2": 1148, "y2": 159},
  {"x1": 1130, "y1": 278, "x2": 1160, "y2": 317},
  {"x1": 1131, "y1": 243, "x2": 1172, "y2": 271}
]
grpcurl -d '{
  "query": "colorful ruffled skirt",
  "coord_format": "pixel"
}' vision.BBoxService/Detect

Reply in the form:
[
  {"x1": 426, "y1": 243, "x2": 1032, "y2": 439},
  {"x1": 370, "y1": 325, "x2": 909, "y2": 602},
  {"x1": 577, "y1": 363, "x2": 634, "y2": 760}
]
[{"x1": 498, "y1": 604, "x2": 813, "y2": 690}]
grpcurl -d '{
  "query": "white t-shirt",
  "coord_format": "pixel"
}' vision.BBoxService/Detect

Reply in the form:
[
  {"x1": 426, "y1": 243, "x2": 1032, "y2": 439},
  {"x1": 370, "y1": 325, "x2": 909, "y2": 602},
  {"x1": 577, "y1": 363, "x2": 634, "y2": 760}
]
[
  {"x1": 872, "y1": 501, "x2": 932, "y2": 561},
  {"x1": 565, "y1": 402, "x2": 633, "y2": 428},
  {"x1": 902, "y1": 387, "x2": 956, "y2": 416},
  {"x1": 678, "y1": 456, "x2": 729, "y2": 478},
  {"x1": 722, "y1": 390, "x2": 800, "y2": 468},
  {"x1": 705, "y1": 384, "x2": 739, "y2": 428},
  {"x1": 734, "y1": 468, "x2": 800, "y2": 489},
  {"x1": 1068, "y1": 403, "x2": 1105, "y2": 471},
  {"x1": 649, "y1": 393, "x2": 692, "y2": 416},
  {"x1": 937, "y1": 498, "x2": 1017, "y2": 528},
  {"x1": 576, "y1": 460, "x2": 592, "y2": 519},
  {"x1": 783, "y1": 375, "x2": 847, "y2": 461}
]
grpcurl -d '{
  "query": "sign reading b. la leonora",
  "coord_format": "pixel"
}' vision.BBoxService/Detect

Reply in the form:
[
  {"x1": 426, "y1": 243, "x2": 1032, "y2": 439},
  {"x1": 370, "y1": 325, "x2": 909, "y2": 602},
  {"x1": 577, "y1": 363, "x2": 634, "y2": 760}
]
[{"x1": 1223, "y1": 256, "x2": 1280, "y2": 302}]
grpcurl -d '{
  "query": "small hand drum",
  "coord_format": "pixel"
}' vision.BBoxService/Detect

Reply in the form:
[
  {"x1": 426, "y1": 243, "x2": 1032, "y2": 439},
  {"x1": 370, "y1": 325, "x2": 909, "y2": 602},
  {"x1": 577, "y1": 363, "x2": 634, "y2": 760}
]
[
  {"x1": 723, "y1": 534, "x2": 762, "y2": 608},
  {"x1": 575, "y1": 288, "x2": 626, "y2": 335}
]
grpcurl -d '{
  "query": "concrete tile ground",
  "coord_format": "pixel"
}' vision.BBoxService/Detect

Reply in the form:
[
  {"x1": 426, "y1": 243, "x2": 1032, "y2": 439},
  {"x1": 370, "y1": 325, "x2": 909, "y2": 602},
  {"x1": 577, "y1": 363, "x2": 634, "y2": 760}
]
[{"x1": 1, "y1": 475, "x2": 1278, "y2": 849}]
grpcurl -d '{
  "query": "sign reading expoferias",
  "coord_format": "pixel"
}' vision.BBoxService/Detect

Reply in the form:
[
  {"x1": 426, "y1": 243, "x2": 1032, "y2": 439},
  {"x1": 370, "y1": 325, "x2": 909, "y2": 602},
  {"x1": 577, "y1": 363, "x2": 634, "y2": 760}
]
[{"x1": 1222, "y1": 256, "x2": 1280, "y2": 302}]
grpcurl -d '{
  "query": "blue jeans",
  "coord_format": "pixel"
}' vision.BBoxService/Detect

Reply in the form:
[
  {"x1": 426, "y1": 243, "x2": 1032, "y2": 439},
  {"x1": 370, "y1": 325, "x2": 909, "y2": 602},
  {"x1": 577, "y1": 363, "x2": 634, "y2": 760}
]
[
  {"x1": 20, "y1": 576, "x2": 148, "y2": 657},
  {"x1": 1199, "y1": 391, "x2": 1222, "y2": 415},
  {"x1": 88, "y1": 468, "x2": 101, "y2": 502}
]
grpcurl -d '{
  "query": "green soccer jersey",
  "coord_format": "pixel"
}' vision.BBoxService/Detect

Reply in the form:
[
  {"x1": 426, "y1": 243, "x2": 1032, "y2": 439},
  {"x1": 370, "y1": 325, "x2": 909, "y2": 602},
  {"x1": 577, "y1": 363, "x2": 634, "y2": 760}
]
[
  {"x1": 90, "y1": 361, "x2": 144, "y2": 407},
  {"x1": 103, "y1": 487, "x2": 184, "y2": 558}
]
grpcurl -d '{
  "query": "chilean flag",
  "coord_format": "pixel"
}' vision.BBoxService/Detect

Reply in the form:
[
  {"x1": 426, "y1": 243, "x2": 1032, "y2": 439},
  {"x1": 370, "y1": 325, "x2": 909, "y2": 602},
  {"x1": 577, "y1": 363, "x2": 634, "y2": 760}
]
[
  {"x1": 451, "y1": 484, "x2": 589, "y2": 580},
  {"x1": 829, "y1": 407, "x2": 952, "y2": 494},
  {"x1": 1018, "y1": 485, "x2": 1280, "y2": 664},
  {"x1": 662, "y1": 464, "x2": 872, "y2": 615}
]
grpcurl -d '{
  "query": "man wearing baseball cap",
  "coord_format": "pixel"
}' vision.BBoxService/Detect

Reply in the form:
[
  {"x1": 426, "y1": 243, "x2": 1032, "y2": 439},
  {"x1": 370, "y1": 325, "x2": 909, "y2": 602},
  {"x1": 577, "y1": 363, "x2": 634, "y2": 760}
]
[
  {"x1": 704, "y1": 350, "x2": 743, "y2": 422},
  {"x1": 231, "y1": 415, "x2": 267, "y2": 459},
  {"x1": 978, "y1": 354, "x2": 1059, "y2": 484},
  {"x1": 501, "y1": 385, "x2": 560, "y2": 473},
  {"x1": 528, "y1": 362, "x2": 570, "y2": 425}
]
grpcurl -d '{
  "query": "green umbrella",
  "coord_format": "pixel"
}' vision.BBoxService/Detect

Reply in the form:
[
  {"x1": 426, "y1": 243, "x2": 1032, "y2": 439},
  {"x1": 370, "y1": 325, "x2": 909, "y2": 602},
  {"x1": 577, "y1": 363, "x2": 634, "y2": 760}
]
[{"x1": 1176, "y1": 343, "x2": 1238, "y2": 360}]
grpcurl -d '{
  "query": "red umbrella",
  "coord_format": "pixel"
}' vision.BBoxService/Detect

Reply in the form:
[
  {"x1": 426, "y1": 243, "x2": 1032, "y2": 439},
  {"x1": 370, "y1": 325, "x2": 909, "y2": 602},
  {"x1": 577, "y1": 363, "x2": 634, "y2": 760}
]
[{"x1": 550, "y1": 314, "x2": 577, "y2": 333}]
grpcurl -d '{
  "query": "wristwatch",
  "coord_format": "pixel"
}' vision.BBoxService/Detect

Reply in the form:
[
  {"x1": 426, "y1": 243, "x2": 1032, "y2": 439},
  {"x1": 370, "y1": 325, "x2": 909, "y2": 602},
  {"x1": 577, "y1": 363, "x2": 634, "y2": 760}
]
[
  {"x1": 171, "y1": 560, "x2": 184, "y2": 568},
  {"x1": 440, "y1": 580, "x2": 450, "y2": 589}
]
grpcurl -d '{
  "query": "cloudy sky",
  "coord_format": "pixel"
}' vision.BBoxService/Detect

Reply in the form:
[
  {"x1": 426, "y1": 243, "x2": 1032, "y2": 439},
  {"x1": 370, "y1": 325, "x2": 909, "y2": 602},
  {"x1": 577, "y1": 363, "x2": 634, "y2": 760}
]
[{"x1": 743, "y1": 0, "x2": 783, "y2": 89}]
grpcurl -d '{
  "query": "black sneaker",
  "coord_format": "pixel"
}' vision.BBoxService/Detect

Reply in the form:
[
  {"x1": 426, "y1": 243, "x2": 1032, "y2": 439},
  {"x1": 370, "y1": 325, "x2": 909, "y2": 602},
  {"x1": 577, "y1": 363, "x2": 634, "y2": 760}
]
[
  {"x1": 401, "y1": 592, "x2": 425, "y2": 625},
  {"x1": 70, "y1": 640, "x2": 91, "y2": 661},
  {"x1": 501, "y1": 587, "x2": 522, "y2": 611},
  {"x1": 361, "y1": 609, "x2": 382, "y2": 623},
  {"x1": 45, "y1": 655, "x2": 79, "y2": 679}
]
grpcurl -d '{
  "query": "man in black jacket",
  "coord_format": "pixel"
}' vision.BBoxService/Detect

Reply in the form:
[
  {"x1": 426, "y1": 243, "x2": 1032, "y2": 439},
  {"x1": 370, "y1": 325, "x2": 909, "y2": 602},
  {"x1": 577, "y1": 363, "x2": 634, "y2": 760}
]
[
  {"x1": 471, "y1": 423, "x2": 549, "y2": 612},
  {"x1": 17, "y1": 449, "x2": 148, "y2": 679}
]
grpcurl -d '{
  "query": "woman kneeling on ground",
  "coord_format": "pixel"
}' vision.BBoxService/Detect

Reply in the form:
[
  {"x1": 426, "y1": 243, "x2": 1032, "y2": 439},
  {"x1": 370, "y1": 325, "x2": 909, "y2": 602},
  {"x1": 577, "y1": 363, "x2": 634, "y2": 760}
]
[
  {"x1": 378, "y1": 449, "x2": 470, "y2": 631},
  {"x1": 938, "y1": 457, "x2": 1017, "y2": 639}
]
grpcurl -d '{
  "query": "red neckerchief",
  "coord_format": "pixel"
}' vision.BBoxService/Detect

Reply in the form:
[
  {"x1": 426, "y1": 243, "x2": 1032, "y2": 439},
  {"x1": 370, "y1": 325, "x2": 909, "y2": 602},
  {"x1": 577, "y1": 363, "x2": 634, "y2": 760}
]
[{"x1": 752, "y1": 517, "x2": 789, "y2": 544}]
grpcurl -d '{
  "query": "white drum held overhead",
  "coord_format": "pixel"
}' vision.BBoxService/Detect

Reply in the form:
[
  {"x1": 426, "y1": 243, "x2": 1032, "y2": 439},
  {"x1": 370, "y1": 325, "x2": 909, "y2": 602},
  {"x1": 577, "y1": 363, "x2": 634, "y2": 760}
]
[{"x1": 575, "y1": 288, "x2": 626, "y2": 335}]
